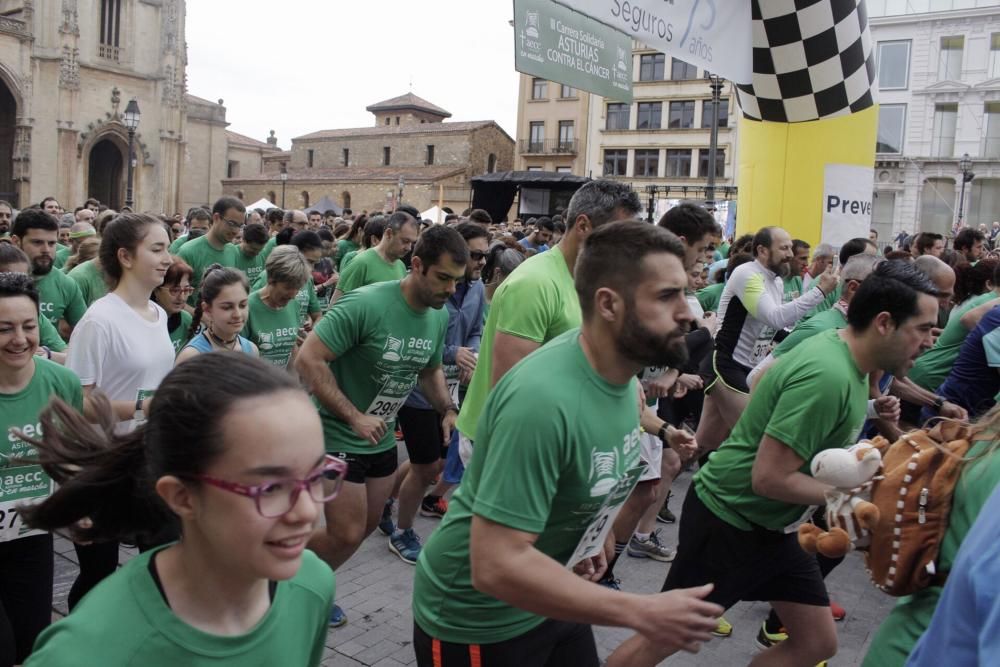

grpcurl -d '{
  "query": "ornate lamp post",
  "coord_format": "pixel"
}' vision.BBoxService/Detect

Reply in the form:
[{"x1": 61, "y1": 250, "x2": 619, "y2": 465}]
[
  {"x1": 397, "y1": 175, "x2": 405, "y2": 208},
  {"x1": 123, "y1": 98, "x2": 140, "y2": 209},
  {"x1": 705, "y1": 74, "x2": 724, "y2": 207},
  {"x1": 280, "y1": 163, "x2": 289, "y2": 208},
  {"x1": 957, "y1": 153, "x2": 974, "y2": 229}
]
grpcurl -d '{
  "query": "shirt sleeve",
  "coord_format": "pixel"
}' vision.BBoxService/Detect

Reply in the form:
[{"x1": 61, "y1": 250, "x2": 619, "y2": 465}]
[
  {"x1": 738, "y1": 270, "x2": 825, "y2": 330},
  {"x1": 493, "y1": 277, "x2": 555, "y2": 344},
  {"x1": 337, "y1": 259, "x2": 365, "y2": 294},
  {"x1": 314, "y1": 293, "x2": 365, "y2": 357},
  {"x1": 65, "y1": 318, "x2": 108, "y2": 386},
  {"x1": 471, "y1": 391, "x2": 567, "y2": 533},
  {"x1": 39, "y1": 316, "x2": 67, "y2": 352},
  {"x1": 61, "y1": 279, "x2": 86, "y2": 326},
  {"x1": 763, "y1": 364, "x2": 847, "y2": 463},
  {"x1": 426, "y1": 310, "x2": 447, "y2": 369},
  {"x1": 467, "y1": 283, "x2": 485, "y2": 352},
  {"x1": 306, "y1": 280, "x2": 321, "y2": 315}
]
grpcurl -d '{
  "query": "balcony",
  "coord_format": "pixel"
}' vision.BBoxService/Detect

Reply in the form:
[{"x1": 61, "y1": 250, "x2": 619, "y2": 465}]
[
  {"x1": 98, "y1": 43, "x2": 121, "y2": 62},
  {"x1": 520, "y1": 139, "x2": 578, "y2": 155}
]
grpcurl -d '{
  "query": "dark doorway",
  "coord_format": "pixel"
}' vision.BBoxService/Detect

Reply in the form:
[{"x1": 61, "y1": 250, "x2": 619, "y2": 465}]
[
  {"x1": 0, "y1": 81, "x2": 16, "y2": 206},
  {"x1": 88, "y1": 138, "x2": 123, "y2": 209}
]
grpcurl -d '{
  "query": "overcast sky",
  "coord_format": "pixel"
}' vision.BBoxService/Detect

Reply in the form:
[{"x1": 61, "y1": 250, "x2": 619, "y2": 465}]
[{"x1": 185, "y1": 2, "x2": 520, "y2": 149}]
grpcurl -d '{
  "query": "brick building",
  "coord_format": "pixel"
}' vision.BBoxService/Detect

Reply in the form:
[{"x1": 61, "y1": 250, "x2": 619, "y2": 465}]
[{"x1": 222, "y1": 93, "x2": 514, "y2": 215}]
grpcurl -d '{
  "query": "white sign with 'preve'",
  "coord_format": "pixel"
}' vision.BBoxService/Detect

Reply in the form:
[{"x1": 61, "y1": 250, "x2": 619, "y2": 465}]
[
  {"x1": 554, "y1": 0, "x2": 753, "y2": 84},
  {"x1": 821, "y1": 164, "x2": 875, "y2": 250}
]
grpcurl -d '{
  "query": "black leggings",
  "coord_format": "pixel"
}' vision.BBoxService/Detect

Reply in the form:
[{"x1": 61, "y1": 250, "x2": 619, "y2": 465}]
[
  {"x1": 68, "y1": 541, "x2": 118, "y2": 610},
  {"x1": 414, "y1": 618, "x2": 598, "y2": 667},
  {"x1": 0, "y1": 533, "x2": 53, "y2": 667}
]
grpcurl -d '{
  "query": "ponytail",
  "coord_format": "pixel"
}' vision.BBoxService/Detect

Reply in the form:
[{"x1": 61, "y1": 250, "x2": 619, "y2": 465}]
[{"x1": 18, "y1": 393, "x2": 176, "y2": 545}]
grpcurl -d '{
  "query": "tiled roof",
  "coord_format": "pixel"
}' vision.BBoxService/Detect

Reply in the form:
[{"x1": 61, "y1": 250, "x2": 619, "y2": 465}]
[
  {"x1": 293, "y1": 120, "x2": 497, "y2": 141},
  {"x1": 365, "y1": 93, "x2": 451, "y2": 118},
  {"x1": 225, "y1": 130, "x2": 275, "y2": 150},
  {"x1": 223, "y1": 165, "x2": 465, "y2": 184}
]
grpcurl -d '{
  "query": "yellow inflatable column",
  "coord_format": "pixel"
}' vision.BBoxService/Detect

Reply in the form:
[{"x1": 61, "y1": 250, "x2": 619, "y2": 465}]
[{"x1": 735, "y1": 0, "x2": 878, "y2": 248}]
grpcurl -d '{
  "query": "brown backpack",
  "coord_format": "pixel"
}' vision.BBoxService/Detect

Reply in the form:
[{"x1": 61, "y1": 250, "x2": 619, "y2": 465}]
[{"x1": 864, "y1": 422, "x2": 971, "y2": 596}]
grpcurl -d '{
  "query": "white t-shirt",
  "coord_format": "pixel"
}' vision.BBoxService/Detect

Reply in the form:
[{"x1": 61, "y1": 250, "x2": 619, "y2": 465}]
[{"x1": 66, "y1": 293, "x2": 175, "y2": 432}]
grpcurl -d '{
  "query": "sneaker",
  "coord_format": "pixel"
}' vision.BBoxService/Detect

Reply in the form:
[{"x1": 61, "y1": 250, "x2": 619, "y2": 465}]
[
  {"x1": 329, "y1": 604, "x2": 347, "y2": 627},
  {"x1": 656, "y1": 503, "x2": 676, "y2": 524},
  {"x1": 389, "y1": 528, "x2": 422, "y2": 565},
  {"x1": 712, "y1": 616, "x2": 733, "y2": 638},
  {"x1": 831, "y1": 600, "x2": 846, "y2": 621},
  {"x1": 420, "y1": 496, "x2": 449, "y2": 519},
  {"x1": 377, "y1": 499, "x2": 395, "y2": 536},
  {"x1": 626, "y1": 530, "x2": 676, "y2": 562},
  {"x1": 597, "y1": 574, "x2": 621, "y2": 590},
  {"x1": 755, "y1": 621, "x2": 786, "y2": 649}
]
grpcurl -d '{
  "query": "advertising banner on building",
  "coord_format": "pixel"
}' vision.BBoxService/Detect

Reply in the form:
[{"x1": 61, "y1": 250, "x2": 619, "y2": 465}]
[
  {"x1": 514, "y1": 0, "x2": 633, "y2": 102},
  {"x1": 554, "y1": 0, "x2": 752, "y2": 84},
  {"x1": 821, "y1": 164, "x2": 874, "y2": 250}
]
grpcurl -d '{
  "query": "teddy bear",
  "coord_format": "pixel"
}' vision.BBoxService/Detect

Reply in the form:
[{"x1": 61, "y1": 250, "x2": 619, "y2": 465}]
[{"x1": 798, "y1": 438, "x2": 889, "y2": 559}]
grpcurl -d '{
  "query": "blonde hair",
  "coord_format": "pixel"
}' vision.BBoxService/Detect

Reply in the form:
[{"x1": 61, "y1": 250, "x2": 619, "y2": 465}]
[{"x1": 265, "y1": 245, "x2": 309, "y2": 290}]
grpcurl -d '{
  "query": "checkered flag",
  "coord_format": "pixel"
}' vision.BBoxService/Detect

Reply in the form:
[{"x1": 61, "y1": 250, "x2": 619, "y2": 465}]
[{"x1": 736, "y1": 0, "x2": 877, "y2": 123}]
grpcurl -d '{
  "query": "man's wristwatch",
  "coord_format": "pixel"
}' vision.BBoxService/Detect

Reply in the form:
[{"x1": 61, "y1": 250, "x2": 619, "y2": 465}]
[
  {"x1": 932, "y1": 396, "x2": 946, "y2": 411},
  {"x1": 657, "y1": 424, "x2": 671, "y2": 443},
  {"x1": 134, "y1": 396, "x2": 145, "y2": 423}
]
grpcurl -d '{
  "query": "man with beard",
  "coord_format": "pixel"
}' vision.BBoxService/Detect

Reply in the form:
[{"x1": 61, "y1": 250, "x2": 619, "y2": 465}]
[
  {"x1": 0, "y1": 200, "x2": 13, "y2": 236},
  {"x1": 177, "y1": 197, "x2": 244, "y2": 305},
  {"x1": 695, "y1": 227, "x2": 837, "y2": 458},
  {"x1": 608, "y1": 260, "x2": 940, "y2": 667},
  {"x1": 11, "y1": 209, "x2": 85, "y2": 340},
  {"x1": 411, "y1": 221, "x2": 722, "y2": 667}
]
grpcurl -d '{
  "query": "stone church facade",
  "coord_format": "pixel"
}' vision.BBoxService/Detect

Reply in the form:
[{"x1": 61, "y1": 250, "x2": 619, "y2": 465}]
[{"x1": 0, "y1": 0, "x2": 268, "y2": 214}]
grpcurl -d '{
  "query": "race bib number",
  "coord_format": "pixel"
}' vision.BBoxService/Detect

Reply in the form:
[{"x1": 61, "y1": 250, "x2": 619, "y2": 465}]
[
  {"x1": 749, "y1": 330, "x2": 776, "y2": 365},
  {"x1": 444, "y1": 364, "x2": 461, "y2": 406},
  {"x1": 0, "y1": 464, "x2": 52, "y2": 543},
  {"x1": 365, "y1": 374, "x2": 416, "y2": 423},
  {"x1": 566, "y1": 464, "x2": 647, "y2": 569}
]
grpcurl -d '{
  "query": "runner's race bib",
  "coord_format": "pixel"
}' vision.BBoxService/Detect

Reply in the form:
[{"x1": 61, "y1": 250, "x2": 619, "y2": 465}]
[
  {"x1": 0, "y1": 464, "x2": 52, "y2": 542},
  {"x1": 566, "y1": 464, "x2": 648, "y2": 568},
  {"x1": 444, "y1": 364, "x2": 461, "y2": 406},
  {"x1": 365, "y1": 374, "x2": 417, "y2": 423},
  {"x1": 750, "y1": 329, "x2": 776, "y2": 365}
]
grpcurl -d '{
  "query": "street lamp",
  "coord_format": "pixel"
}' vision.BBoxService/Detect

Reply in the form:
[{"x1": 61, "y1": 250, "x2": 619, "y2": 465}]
[
  {"x1": 397, "y1": 175, "x2": 405, "y2": 207},
  {"x1": 957, "y1": 153, "x2": 974, "y2": 229},
  {"x1": 279, "y1": 163, "x2": 288, "y2": 208},
  {"x1": 705, "y1": 73, "x2": 724, "y2": 207},
  {"x1": 123, "y1": 98, "x2": 140, "y2": 209}
]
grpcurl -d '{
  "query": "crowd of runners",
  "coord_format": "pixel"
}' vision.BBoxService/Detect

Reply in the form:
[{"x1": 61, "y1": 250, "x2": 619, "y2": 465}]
[{"x1": 0, "y1": 182, "x2": 997, "y2": 666}]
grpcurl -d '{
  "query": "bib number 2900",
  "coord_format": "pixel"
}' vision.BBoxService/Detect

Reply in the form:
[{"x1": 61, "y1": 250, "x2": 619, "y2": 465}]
[{"x1": 367, "y1": 397, "x2": 404, "y2": 421}]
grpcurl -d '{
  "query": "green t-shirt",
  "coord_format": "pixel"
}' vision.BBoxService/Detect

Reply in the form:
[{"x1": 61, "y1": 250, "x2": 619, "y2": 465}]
[
  {"x1": 803, "y1": 283, "x2": 841, "y2": 320},
  {"x1": 168, "y1": 310, "x2": 193, "y2": 355},
  {"x1": 176, "y1": 236, "x2": 239, "y2": 304},
  {"x1": 39, "y1": 316, "x2": 66, "y2": 353},
  {"x1": 252, "y1": 270, "x2": 320, "y2": 323},
  {"x1": 242, "y1": 290, "x2": 301, "y2": 368},
  {"x1": 231, "y1": 248, "x2": 267, "y2": 285},
  {"x1": 0, "y1": 358, "x2": 82, "y2": 543},
  {"x1": 26, "y1": 546, "x2": 334, "y2": 667},
  {"x1": 696, "y1": 282, "x2": 725, "y2": 313},
  {"x1": 336, "y1": 239, "x2": 359, "y2": 271},
  {"x1": 53, "y1": 244, "x2": 70, "y2": 270},
  {"x1": 313, "y1": 280, "x2": 447, "y2": 455},
  {"x1": 782, "y1": 275, "x2": 803, "y2": 303},
  {"x1": 909, "y1": 291, "x2": 999, "y2": 392},
  {"x1": 718, "y1": 241, "x2": 730, "y2": 259},
  {"x1": 66, "y1": 259, "x2": 108, "y2": 308},
  {"x1": 34, "y1": 268, "x2": 86, "y2": 331},
  {"x1": 696, "y1": 329, "x2": 868, "y2": 531},
  {"x1": 168, "y1": 234, "x2": 189, "y2": 254},
  {"x1": 771, "y1": 306, "x2": 847, "y2": 359},
  {"x1": 863, "y1": 438, "x2": 1000, "y2": 667},
  {"x1": 336, "y1": 248, "x2": 406, "y2": 294},
  {"x1": 413, "y1": 329, "x2": 643, "y2": 643},
  {"x1": 455, "y1": 245, "x2": 581, "y2": 440},
  {"x1": 339, "y1": 249, "x2": 360, "y2": 271},
  {"x1": 258, "y1": 236, "x2": 278, "y2": 263}
]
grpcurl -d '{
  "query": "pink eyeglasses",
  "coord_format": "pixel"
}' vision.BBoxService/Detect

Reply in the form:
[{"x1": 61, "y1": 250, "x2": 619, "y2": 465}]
[{"x1": 196, "y1": 455, "x2": 348, "y2": 518}]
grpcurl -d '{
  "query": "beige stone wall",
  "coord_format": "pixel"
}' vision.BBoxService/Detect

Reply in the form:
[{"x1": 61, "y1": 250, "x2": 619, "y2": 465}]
[
  {"x1": 180, "y1": 100, "x2": 228, "y2": 211},
  {"x1": 293, "y1": 132, "x2": 473, "y2": 171},
  {"x1": 372, "y1": 110, "x2": 445, "y2": 127},
  {"x1": 468, "y1": 125, "x2": 515, "y2": 177}
]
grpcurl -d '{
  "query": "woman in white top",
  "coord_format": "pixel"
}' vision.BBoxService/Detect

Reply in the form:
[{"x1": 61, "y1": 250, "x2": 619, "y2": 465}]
[{"x1": 64, "y1": 213, "x2": 176, "y2": 607}]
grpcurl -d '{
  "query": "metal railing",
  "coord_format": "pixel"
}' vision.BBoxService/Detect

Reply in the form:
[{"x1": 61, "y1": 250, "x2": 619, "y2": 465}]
[
  {"x1": 519, "y1": 139, "x2": 578, "y2": 155},
  {"x1": 98, "y1": 43, "x2": 121, "y2": 62}
]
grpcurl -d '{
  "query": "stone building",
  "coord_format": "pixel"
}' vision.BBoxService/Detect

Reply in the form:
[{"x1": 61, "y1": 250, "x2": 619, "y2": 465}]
[
  {"x1": 870, "y1": 0, "x2": 1000, "y2": 239},
  {"x1": 0, "y1": 0, "x2": 267, "y2": 214},
  {"x1": 222, "y1": 93, "x2": 515, "y2": 215}
]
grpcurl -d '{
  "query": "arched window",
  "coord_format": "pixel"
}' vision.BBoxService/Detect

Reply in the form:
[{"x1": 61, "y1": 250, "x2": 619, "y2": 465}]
[
  {"x1": 342, "y1": 191, "x2": 352, "y2": 209},
  {"x1": 301, "y1": 191, "x2": 310, "y2": 207},
  {"x1": 487, "y1": 153, "x2": 497, "y2": 173},
  {"x1": 235, "y1": 189, "x2": 245, "y2": 201},
  {"x1": 267, "y1": 191, "x2": 277, "y2": 203}
]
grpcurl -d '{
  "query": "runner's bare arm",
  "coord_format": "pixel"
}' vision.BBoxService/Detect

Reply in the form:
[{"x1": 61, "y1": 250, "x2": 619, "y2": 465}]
[
  {"x1": 470, "y1": 515, "x2": 720, "y2": 653},
  {"x1": 751, "y1": 435, "x2": 832, "y2": 506},
  {"x1": 490, "y1": 332, "x2": 540, "y2": 387},
  {"x1": 294, "y1": 333, "x2": 364, "y2": 425},
  {"x1": 417, "y1": 365, "x2": 455, "y2": 414},
  {"x1": 81, "y1": 384, "x2": 147, "y2": 423}
]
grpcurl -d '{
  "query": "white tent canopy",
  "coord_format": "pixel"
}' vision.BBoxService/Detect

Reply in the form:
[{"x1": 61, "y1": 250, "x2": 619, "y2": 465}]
[
  {"x1": 244, "y1": 197, "x2": 279, "y2": 211},
  {"x1": 420, "y1": 205, "x2": 446, "y2": 224}
]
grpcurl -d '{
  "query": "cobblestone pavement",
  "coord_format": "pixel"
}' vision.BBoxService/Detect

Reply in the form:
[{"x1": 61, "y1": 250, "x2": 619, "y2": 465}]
[{"x1": 51, "y1": 469, "x2": 896, "y2": 666}]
